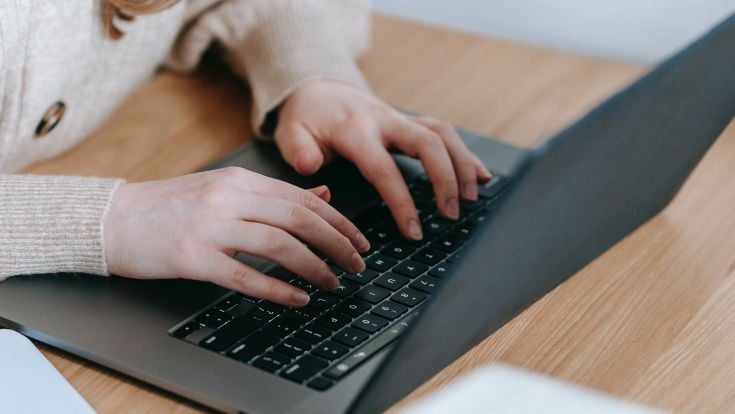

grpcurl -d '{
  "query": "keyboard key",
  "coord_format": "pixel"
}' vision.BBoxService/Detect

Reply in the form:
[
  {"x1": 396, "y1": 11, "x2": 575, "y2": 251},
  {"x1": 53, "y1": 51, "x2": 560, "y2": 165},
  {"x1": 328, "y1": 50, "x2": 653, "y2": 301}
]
[
  {"x1": 200, "y1": 315, "x2": 264, "y2": 352},
  {"x1": 412, "y1": 248, "x2": 446, "y2": 265},
  {"x1": 248, "y1": 302, "x2": 284, "y2": 321},
  {"x1": 336, "y1": 298, "x2": 372, "y2": 317},
  {"x1": 366, "y1": 224, "x2": 397, "y2": 246},
  {"x1": 295, "y1": 325, "x2": 331, "y2": 344},
  {"x1": 392, "y1": 261, "x2": 428, "y2": 278},
  {"x1": 391, "y1": 288, "x2": 427, "y2": 307},
  {"x1": 382, "y1": 241, "x2": 417, "y2": 260},
  {"x1": 410, "y1": 275, "x2": 441, "y2": 294},
  {"x1": 290, "y1": 278, "x2": 318, "y2": 294},
  {"x1": 227, "y1": 331, "x2": 280, "y2": 362},
  {"x1": 213, "y1": 295, "x2": 241, "y2": 312},
  {"x1": 356, "y1": 285, "x2": 390, "y2": 304},
  {"x1": 312, "y1": 341, "x2": 349, "y2": 360},
  {"x1": 360, "y1": 244, "x2": 380, "y2": 258},
  {"x1": 352, "y1": 314, "x2": 389, "y2": 333},
  {"x1": 365, "y1": 254, "x2": 397, "y2": 272},
  {"x1": 422, "y1": 217, "x2": 452, "y2": 234},
  {"x1": 315, "y1": 311, "x2": 352, "y2": 331},
  {"x1": 283, "y1": 306, "x2": 320, "y2": 324},
  {"x1": 333, "y1": 279, "x2": 360, "y2": 297},
  {"x1": 172, "y1": 321, "x2": 201, "y2": 339},
  {"x1": 327, "y1": 263, "x2": 344, "y2": 276},
  {"x1": 307, "y1": 377, "x2": 335, "y2": 391},
  {"x1": 430, "y1": 235, "x2": 464, "y2": 253},
  {"x1": 373, "y1": 273, "x2": 410, "y2": 291},
  {"x1": 275, "y1": 337, "x2": 312, "y2": 358},
  {"x1": 450, "y1": 223, "x2": 474, "y2": 238},
  {"x1": 196, "y1": 309, "x2": 232, "y2": 329},
  {"x1": 446, "y1": 248, "x2": 464, "y2": 263},
  {"x1": 470, "y1": 208, "x2": 490, "y2": 225},
  {"x1": 344, "y1": 269, "x2": 379, "y2": 285},
  {"x1": 253, "y1": 352, "x2": 291, "y2": 373},
  {"x1": 263, "y1": 316, "x2": 299, "y2": 337},
  {"x1": 353, "y1": 204, "x2": 390, "y2": 231},
  {"x1": 310, "y1": 291, "x2": 340, "y2": 310},
  {"x1": 428, "y1": 262, "x2": 452, "y2": 278},
  {"x1": 325, "y1": 310, "x2": 420, "y2": 380},
  {"x1": 372, "y1": 301, "x2": 408, "y2": 320},
  {"x1": 281, "y1": 355, "x2": 329, "y2": 383},
  {"x1": 460, "y1": 196, "x2": 488, "y2": 212},
  {"x1": 269, "y1": 267, "x2": 296, "y2": 282},
  {"x1": 333, "y1": 328, "x2": 369, "y2": 347}
]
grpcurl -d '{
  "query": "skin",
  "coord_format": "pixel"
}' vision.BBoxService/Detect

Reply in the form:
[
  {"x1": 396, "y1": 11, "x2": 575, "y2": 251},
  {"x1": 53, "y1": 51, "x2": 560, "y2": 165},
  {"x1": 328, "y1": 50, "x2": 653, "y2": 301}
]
[{"x1": 105, "y1": 80, "x2": 491, "y2": 307}]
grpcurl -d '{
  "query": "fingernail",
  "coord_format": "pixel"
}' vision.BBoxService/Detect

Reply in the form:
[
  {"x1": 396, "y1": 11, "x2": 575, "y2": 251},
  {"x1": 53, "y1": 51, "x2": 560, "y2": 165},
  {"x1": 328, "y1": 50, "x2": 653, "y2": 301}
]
[
  {"x1": 463, "y1": 182, "x2": 478, "y2": 201},
  {"x1": 408, "y1": 219, "x2": 423, "y2": 240},
  {"x1": 351, "y1": 252, "x2": 366, "y2": 273},
  {"x1": 445, "y1": 197, "x2": 459, "y2": 219},
  {"x1": 356, "y1": 232, "x2": 371, "y2": 252},
  {"x1": 292, "y1": 291, "x2": 310, "y2": 306},
  {"x1": 481, "y1": 168, "x2": 492, "y2": 181}
]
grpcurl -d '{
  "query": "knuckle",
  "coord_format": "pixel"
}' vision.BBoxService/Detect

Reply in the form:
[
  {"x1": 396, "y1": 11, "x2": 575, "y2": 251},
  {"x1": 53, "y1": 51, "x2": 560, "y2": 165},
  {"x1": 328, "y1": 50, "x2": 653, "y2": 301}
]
[
  {"x1": 343, "y1": 113, "x2": 373, "y2": 135},
  {"x1": 298, "y1": 190, "x2": 321, "y2": 212},
  {"x1": 217, "y1": 166, "x2": 246, "y2": 181},
  {"x1": 261, "y1": 228, "x2": 291, "y2": 257},
  {"x1": 422, "y1": 131, "x2": 443, "y2": 148},
  {"x1": 335, "y1": 234, "x2": 355, "y2": 257},
  {"x1": 230, "y1": 266, "x2": 255, "y2": 291},
  {"x1": 288, "y1": 204, "x2": 312, "y2": 226},
  {"x1": 198, "y1": 180, "x2": 231, "y2": 208},
  {"x1": 435, "y1": 120, "x2": 455, "y2": 135}
]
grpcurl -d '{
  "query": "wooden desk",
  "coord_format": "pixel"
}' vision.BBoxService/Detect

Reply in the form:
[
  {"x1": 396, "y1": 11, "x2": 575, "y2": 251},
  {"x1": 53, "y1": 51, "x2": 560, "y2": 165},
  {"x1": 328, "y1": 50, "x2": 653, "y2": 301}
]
[{"x1": 25, "y1": 15, "x2": 735, "y2": 413}]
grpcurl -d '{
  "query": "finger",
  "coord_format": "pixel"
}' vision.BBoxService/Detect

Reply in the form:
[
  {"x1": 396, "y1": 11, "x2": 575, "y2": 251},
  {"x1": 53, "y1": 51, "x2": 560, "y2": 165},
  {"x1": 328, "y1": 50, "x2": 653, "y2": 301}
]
[
  {"x1": 221, "y1": 221, "x2": 339, "y2": 291},
  {"x1": 274, "y1": 122, "x2": 324, "y2": 175},
  {"x1": 208, "y1": 255, "x2": 311, "y2": 307},
  {"x1": 232, "y1": 193, "x2": 364, "y2": 274},
  {"x1": 307, "y1": 185, "x2": 331, "y2": 202},
  {"x1": 331, "y1": 123, "x2": 424, "y2": 240},
  {"x1": 413, "y1": 116, "x2": 481, "y2": 201},
  {"x1": 223, "y1": 168, "x2": 370, "y2": 252},
  {"x1": 471, "y1": 153, "x2": 493, "y2": 182},
  {"x1": 382, "y1": 116, "x2": 460, "y2": 219}
]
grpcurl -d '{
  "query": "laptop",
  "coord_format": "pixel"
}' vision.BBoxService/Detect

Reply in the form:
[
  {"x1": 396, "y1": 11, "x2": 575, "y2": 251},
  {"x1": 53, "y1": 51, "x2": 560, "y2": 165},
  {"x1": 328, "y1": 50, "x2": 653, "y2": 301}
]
[{"x1": 0, "y1": 13, "x2": 733, "y2": 414}]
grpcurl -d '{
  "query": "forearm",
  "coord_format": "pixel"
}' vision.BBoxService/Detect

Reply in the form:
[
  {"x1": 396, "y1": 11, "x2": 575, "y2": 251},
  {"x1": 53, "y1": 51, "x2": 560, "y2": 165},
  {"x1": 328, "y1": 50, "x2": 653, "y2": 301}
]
[{"x1": 0, "y1": 175, "x2": 123, "y2": 279}]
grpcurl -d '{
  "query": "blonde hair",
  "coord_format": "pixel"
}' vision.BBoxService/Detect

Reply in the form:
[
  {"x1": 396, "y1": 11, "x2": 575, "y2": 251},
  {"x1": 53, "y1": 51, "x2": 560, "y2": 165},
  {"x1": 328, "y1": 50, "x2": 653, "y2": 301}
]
[{"x1": 103, "y1": 0, "x2": 180, "y2": 39}]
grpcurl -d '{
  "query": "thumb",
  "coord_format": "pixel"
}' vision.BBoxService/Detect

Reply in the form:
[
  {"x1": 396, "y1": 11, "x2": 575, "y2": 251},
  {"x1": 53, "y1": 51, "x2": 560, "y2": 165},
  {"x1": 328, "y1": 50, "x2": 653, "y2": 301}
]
[{"x1": 275, "y1": 122, "x2": 324, "y2": 176}]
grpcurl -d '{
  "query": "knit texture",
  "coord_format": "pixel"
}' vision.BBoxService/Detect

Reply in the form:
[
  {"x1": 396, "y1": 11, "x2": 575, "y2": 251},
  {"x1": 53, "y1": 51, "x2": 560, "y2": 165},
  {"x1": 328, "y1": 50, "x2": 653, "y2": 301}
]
[
  {"x1": 0, "y1": 176, "x2": 123, "y2": 279},
  {"x1": 0, "y1": 0, "x2": 370, "y2": 279}
]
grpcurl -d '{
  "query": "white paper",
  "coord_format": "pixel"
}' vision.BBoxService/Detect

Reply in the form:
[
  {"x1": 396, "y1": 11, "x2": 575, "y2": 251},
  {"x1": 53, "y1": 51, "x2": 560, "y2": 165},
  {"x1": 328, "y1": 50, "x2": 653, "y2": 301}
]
[
  {"x1": 399, "y1": 364, "x2": 666, "y2": 414},
  {"x1": 0, "y1": 329, "x2": 95, "y2": 414}
]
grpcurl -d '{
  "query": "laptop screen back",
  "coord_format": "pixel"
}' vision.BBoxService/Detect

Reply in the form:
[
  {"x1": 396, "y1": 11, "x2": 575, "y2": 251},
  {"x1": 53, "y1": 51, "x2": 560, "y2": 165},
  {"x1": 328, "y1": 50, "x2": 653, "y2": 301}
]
[{"x1": 350, "y1": 13, "x2": 735, "y2": 414}]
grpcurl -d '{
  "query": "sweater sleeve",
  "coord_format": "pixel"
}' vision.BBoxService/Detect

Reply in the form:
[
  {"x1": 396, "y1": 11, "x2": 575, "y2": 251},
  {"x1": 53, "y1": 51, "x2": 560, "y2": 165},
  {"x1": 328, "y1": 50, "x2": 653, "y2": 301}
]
[
  {"x1": 165, "y1": 0, "x2": 371, "y2": 135},
  {"x1": 0, "y1": 175, "x2": 123, "y2": 280}
]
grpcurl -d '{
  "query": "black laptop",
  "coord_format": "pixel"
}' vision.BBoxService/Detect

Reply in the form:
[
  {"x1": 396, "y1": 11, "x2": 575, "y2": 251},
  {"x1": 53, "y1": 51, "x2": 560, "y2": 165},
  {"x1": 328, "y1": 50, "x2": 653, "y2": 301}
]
[{"x1": 0, "y1": 13, "x2": 733, "y2": 414}]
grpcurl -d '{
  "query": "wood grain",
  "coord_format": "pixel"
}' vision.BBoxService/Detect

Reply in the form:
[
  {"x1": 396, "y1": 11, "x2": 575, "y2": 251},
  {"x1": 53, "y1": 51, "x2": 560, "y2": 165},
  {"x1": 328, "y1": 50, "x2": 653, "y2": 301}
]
[{"x1": 21, "y1": 14, "x2": 735, "y2": 413}]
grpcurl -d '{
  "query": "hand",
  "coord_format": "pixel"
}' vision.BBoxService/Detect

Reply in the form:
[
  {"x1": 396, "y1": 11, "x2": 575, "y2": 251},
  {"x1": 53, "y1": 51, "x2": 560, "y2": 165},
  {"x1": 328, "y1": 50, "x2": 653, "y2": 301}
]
[
  {"x1": 104, "y1": 167, "x2": 370, "y2": 307},
  {"x1": 275, "y1": 80, "x2": 492, "y2": 240}
]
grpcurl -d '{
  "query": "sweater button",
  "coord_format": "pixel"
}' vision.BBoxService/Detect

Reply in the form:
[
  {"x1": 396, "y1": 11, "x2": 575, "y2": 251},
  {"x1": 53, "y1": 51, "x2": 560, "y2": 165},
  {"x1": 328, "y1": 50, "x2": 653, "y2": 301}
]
[{"x1": 35, "y1": 101, "x2": 66, "y2": 138}]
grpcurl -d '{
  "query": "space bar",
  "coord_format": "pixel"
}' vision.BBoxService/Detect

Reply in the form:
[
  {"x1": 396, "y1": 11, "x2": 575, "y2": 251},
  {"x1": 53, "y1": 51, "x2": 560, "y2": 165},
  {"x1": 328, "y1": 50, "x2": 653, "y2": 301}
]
[{"x1": 323, "y1": 309, "x2": 421, "y2": 380}]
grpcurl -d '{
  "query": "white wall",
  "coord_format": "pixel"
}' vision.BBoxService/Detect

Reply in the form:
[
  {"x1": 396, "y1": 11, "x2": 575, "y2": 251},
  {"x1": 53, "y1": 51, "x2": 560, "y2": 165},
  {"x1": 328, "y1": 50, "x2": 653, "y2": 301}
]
[{"x1": 372, "y1": 0, "x2": 735, "y2": 63}]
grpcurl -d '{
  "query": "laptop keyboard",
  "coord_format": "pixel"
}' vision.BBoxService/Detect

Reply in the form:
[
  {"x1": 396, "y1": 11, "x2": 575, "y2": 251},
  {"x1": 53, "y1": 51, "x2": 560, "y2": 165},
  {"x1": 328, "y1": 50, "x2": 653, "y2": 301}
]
[{"x1": 169, "y1": 174, "x2": 508, "y2": 391}]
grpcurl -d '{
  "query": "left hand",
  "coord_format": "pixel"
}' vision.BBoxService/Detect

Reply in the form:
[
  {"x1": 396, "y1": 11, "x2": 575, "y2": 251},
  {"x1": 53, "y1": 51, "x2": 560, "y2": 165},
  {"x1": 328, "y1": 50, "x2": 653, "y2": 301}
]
[{"x1": 274, "y1": 80, "x2": 492, "y2": 241}]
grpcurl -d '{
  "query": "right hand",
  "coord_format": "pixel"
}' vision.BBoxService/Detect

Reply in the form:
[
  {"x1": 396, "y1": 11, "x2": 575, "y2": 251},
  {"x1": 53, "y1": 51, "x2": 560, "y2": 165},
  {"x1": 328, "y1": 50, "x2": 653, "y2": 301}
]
[{"x1": 104, "y1": 167, "x2": 370, "y2": 307}]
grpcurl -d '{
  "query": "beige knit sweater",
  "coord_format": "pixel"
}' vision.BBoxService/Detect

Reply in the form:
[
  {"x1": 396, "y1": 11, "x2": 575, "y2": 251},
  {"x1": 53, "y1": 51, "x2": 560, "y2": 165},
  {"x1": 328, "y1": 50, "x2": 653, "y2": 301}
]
[{"x1": 0, "y1": 0, "x2": 370, "y2": 280}]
